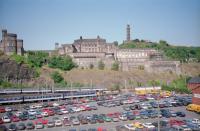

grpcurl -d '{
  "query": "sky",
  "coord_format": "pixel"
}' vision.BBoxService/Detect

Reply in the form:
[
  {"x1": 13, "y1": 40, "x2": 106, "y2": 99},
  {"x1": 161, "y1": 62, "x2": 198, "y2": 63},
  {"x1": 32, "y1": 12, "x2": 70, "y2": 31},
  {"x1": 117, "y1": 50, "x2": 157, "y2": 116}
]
[{"x1": 0, "y1": 0, "x2": 200, "y2": 50}]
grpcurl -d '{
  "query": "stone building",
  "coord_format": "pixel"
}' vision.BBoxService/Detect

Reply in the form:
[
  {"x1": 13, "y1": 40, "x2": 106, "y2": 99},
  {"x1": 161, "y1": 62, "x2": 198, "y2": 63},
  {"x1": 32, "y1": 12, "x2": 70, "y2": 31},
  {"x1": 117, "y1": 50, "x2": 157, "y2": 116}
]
[
  {"x1": 0, "y1": 30, "x2": 24, "y2": 55},
  {"x1": 57, "y1": 36, "x2": 117, "y2": 68},
  {"x1": 56, "y1": 25, "x2": 180, "y2": 73}
]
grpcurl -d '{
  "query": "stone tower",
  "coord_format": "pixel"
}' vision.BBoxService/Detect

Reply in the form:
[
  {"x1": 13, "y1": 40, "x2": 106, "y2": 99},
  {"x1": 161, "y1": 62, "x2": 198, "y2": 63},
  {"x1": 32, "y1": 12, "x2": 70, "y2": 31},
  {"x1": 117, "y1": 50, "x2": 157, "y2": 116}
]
[
  {"x1": 126, "y1": 24, "x2": 131, "y2": 42},
  {"x1": 55, "y1": 43, "x2": 59, "y2": 50}
]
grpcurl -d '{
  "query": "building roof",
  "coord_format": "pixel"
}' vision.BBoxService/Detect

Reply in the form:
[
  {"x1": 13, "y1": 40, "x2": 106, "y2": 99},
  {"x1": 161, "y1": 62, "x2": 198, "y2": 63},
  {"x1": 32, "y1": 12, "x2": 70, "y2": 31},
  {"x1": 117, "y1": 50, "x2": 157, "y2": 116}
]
[{"x1": 188, "y1": 77, "x2": 200, "y2": 84}]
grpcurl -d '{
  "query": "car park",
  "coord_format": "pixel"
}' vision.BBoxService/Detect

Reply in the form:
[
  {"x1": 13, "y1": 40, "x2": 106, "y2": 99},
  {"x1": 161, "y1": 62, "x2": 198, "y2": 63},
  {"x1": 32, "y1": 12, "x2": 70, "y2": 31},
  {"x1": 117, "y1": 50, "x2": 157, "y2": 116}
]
[{"x1": 0, "y1": 93, "x2": 199, "y2": 130}]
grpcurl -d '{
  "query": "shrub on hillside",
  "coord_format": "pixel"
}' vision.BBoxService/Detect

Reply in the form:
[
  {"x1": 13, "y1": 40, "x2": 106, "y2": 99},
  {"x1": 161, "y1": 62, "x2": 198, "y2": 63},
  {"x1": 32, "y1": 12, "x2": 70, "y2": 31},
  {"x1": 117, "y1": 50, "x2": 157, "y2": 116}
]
[
  {"x1": 50, "y1": 71, "x2": 64, "y2": 83},
  {"x1": 48, "y1": 56, "x2": 76, "y2": 71},
  {"x1": 111, "y1": 61, "x2": 119, "y2": 71}
]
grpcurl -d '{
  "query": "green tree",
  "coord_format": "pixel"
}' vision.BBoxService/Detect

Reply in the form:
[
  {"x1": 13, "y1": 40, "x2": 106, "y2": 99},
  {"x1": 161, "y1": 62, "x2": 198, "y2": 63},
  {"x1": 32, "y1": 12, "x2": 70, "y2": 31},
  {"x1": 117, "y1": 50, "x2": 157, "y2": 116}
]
[
  {"x1": 98, "y1": 60, "x2": 105, "y2": 70},
  {"x1": 10, "y1": 53, "x2": 26, "y2": 64},
  {"x1": 111, "y1": 61, "x2": 119, "y2": 71},
  {"x1": 27, "y1": 51, "x2": 48, "y2": 68},
  {"x1": 48, "y1": 56, "x2": 76, "y2": 71},
  {"x1": 50, "y1": 71, "x2": 64, "y2": 83}
]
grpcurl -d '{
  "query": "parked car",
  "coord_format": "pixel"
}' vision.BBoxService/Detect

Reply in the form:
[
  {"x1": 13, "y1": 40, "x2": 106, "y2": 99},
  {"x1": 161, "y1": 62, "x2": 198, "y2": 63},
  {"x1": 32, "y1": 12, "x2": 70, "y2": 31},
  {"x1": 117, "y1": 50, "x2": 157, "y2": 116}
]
[
  {"x1": 2, "y1": 115, "x2": 11, "y2": 123},
  {"x1": 26, "y1": 122, "x2": 35, "y2": 130},
  {"x1": 142, "y1": 122, "x2": 155, "y2": 129},
  {"x1": 28, "y1": 114, "x2": 36, "y2": 120},
  {"x1": 119, "y1": 114, "x2": 128, "y2": 121},
  {"x1": 0, "y1": 107, "x2": 6, "y2": 113},
  {"x1": 55, "y1": 119, "x2": 62, "y2": 126},
  {"x1": 11, "y1": 115, "x2": 20, "y2": 122},
  {"x1": 0, "y1": 118, "x2": 3, "y2": 124},
  {"x1": 35, "y1": 122, "x2": 44, "y2": 129},
  {"x1": 63, "y1": 118, "x2": 71, "y2": 126},
  {"x1": 47, "y1": 120, "x2": 55, "y2": 128},
  {"x1": 176, "y1": 111, "x2": 186, "y2": 117},
  {"x1": 35, "y1": 118, "x2": 48, "y2": 125},
  {"x1": 124, "y1": 124, "x2": 136, "y2": 130},
  {"x1": 8, "y1": 123, "x2": 17, "y2": 131},
  {"x1": 17, "y1": 123, "x2": 26, "y2": 130}
]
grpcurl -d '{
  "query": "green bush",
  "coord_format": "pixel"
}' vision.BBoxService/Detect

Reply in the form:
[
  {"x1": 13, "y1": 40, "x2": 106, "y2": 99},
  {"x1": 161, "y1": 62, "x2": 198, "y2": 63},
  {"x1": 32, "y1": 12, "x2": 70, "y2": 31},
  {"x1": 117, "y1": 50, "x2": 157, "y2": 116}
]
[
  {"x1": 50, "y1": 71, "x2": 64, "y2": 83},
  {"x1": 161, "y1": 76, "x2": 191, "y2": 94},
  {"x1": 111, "y1": 61, "x2": 119, "y2": 71},
  {"x1": 27, "y1": 51, "x2": 48, "y2": 68},
  {"x1": 10, "y1": 53, "x2": 26, "y2": 64},
  {"x1": 48, "y1": 56, "x2": 76, "y2": 71}
]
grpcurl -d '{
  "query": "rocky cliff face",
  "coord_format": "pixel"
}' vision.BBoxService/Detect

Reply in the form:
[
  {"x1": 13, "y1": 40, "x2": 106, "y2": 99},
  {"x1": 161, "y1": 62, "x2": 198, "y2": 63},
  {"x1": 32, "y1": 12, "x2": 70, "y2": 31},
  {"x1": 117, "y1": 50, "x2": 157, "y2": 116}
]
[{"x1": 0, "y1": 57, "x2": 36, "y2": 82}]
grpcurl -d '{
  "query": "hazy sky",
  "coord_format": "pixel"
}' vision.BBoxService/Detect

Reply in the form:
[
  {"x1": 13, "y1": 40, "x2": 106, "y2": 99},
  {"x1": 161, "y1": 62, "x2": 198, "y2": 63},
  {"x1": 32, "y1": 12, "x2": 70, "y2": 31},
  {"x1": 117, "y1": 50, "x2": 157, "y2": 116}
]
[{"x1": 0, "y1": 0, "x2": 200, "y2": 50}]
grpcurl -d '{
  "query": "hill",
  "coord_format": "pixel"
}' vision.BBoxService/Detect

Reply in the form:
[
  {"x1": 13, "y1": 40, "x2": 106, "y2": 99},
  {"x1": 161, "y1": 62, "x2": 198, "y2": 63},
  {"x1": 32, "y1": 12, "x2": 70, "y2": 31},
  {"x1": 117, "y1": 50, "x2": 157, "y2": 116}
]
[{"x1": 31, "y1": 62, "x2": 200, "y2": 90}]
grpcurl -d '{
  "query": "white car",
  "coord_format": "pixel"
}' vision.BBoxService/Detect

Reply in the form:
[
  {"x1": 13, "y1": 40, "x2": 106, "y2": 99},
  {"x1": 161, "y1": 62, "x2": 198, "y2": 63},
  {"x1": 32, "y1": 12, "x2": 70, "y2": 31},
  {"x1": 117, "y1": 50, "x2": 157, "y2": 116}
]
[
  {"x1": 5, "y1": 107, "x2": 12, "y2": 112},
  {"x1": 2, "y1": 116, "x2": 11, "y2": 123},
  {"x1": 142, "y1": 123, "x2": 155, "y2": 129},
  {"x1": 53, "y1": 103, "x2": 59, "y2": 107},
  {"x1": 192, "y1": 118, "x2": 200, "y2": 124},
  {"x1": 119, "y1": 115, "x2": 127, "y2": 121},
  {"x1": 55, "y1": 120, "x2": 62, "y2": 126},
  {"x1": 60, "y1": 108, "x2": 68, "y2": 114},
  {"x1": 72, "y1": 107, "x2": 81, "y2": 112},
  {"x1": 124, "y1": 124, "x2": 136, "y2": 130},
  {"x1": 28, "y1": 109, "x2": 37, "y2": 115},
  {"x1": 146, "y1": 97, "x2": 155, "y2": 100},
  {"x1": 35, "y1": 104, "x2": 43, "y2": 108},
  {"x1": 15, "y1": 111, "x2": 22, "y2": 117},
  {"x1": 30, "y1": 105, "x2": 37, "y2": 109},
  {"x1": 41, "y1": 111, "x2": 48, "y2": 117}
]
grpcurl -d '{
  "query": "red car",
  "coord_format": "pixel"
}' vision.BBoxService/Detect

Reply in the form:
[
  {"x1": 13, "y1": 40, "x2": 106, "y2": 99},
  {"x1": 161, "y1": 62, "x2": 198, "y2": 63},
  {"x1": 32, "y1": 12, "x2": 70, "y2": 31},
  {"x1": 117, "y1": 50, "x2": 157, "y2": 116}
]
[
  {"x1": 113, "y1": 112, "x2": 121, "y2": 117},
  {"x1": 35, "y1": 118, "x2": 48, "y2": 125},
  {"x1": 0, "y1": 118, "x2": 4, "y2": 124},
  {"x1": 85, "y1": 107, "x2": 92, "y2": 111},
  {"x1": 107, "y1": 113, "x2": 114, "y2": 117},
  {"x1": 47, "y1": 110, "x2": 55, "y2": 116},
  {"x1": 11, "y1": 116, "x2": 20, "y2": 122},
  {"x1": 0, "y1": 107, "x2": 5, "y2": 113},
  {"x1": 133, "y1": 111, "x2": 140, "y2": 115},
  {"x1": 43, "y1": 108, "x2": 54, "y2": 116},
  {"x1": 169, "y1": 120, "x2": 185, "y2": 126}
]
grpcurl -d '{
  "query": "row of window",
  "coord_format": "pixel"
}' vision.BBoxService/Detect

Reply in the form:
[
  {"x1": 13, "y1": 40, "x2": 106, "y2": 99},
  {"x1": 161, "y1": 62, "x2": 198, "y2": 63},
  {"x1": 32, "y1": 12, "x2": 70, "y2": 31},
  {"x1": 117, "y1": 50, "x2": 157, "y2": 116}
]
[{"x1": 117, "y1": 52, "x2": 148, "y2": 58}]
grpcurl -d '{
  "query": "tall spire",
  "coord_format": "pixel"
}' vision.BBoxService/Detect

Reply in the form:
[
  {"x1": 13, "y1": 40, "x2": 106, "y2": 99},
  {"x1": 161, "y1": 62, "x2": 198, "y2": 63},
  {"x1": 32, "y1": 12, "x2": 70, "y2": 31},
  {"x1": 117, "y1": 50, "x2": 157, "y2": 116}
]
[{"x1": 126, "y1": 24, "x2": 131, "y2": 42}]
